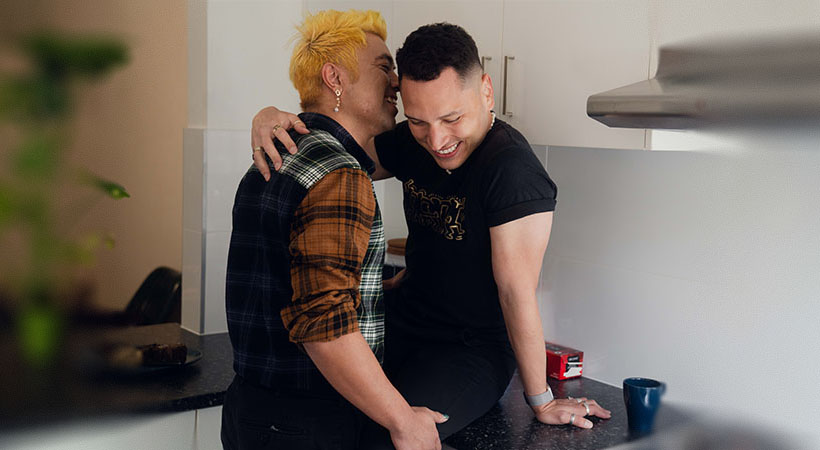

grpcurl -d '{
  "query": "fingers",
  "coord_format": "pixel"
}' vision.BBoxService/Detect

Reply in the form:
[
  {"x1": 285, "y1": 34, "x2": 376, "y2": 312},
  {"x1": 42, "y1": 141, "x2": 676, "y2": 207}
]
[
  {"x1": 566, "y1": 396, "x2": 610, "y2": 418},
  {"x1": 559, "y1": 411, "x2": 592, "y2": 429},
  {"x1": 536, "y1": 396, "x2": 612, "y2": 430},
  {"x1": 291, "y1": 115, "x2": 310, "y2": 136},
  {"x1": 260, "y1": 127, "x2": 283, "y2": 174},
  {"x1": 430, "y1": 409, "x2": 450, "y2": 424},
  {"x1": 272, "y1": 121, "x2": 299, "y2": 155},
  {"x1": 250, "y1": 130, "x2": 272, "y2": 182},
  {"x1": 586, "y1": 399, "x2": 612, "y2": 419}
]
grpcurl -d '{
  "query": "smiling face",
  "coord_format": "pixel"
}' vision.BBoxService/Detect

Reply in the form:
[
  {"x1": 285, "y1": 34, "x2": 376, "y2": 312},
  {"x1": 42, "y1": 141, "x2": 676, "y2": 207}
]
[
  {"x1": 400, "y1": 67, "x2": 495, "y2": 171},
  {"x1": 342, "y1": 33, "x2": 400, "y2": 137}
]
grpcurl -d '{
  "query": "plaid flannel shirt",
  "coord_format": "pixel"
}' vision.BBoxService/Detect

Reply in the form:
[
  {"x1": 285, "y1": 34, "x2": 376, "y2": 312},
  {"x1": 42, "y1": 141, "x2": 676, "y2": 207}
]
[{"x1": 225, "y1": 113, "x2": 384, "y2": 393}]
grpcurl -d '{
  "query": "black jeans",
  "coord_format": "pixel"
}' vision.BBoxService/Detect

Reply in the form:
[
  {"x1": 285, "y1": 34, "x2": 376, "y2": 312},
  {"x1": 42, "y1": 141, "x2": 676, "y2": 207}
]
[
  {"x1": 357, "y1": 291, "x2": 518, "y2": 450},
  {"x1": 221, "y1": 375, "x2": 363, "y2": 450}
]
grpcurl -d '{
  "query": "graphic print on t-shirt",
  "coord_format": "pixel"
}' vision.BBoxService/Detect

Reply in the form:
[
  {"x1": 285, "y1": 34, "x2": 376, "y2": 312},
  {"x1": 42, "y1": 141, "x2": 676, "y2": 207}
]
[{"x1": 403, "y1": 179, "x2": 466, "y2": 240}]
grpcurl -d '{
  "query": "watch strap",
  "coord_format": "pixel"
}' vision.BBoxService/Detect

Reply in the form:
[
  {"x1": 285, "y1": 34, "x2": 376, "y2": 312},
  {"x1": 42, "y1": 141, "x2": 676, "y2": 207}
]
[{"x1": 524, "y1": 388, "x2": 554, "y2": 407}]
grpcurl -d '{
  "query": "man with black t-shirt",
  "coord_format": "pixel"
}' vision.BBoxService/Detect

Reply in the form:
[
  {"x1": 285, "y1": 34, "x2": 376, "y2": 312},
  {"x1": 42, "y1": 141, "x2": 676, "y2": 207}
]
[{"x1": 249, "y1": 21, "x2": 610, "y2": 448}]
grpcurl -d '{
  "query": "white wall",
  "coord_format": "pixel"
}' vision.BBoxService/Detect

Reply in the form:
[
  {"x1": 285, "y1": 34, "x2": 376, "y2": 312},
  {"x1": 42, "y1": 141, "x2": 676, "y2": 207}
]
[
  {"x1": 183, "y1": 0, "x2": 410, "y2": 333},
  {"x1": 2, "y1": 0, "x2": 188, "y2": 312},
  {"x1": 541, "y1": 126, "x2": 820, "y2": 444},
  {"x1": 534, "y1": 1, "x2": 820, "y2": 444},
  {"x1": 183, "y1": 0, "x2": 304, "y2": 334}
]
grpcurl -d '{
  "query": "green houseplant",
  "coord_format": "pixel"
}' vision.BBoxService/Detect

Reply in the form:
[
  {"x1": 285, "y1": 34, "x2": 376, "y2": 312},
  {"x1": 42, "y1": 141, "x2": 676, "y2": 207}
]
[{"x1": 0, "y1": 31, "x2": 130, "y2": 368}]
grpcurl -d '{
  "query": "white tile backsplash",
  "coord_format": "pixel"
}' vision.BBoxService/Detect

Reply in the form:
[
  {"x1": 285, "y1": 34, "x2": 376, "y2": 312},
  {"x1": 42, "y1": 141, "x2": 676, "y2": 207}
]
[
  {"x1": 204, "y1": 129, "x2": 252, "y2": 233},
  {"x1": 542, "y1": 130, "x2": 820, "y2": 441},
  {"x1": 376, "y1": 177, "x2": 408, "y2": 240},
  {"x1": 182, "y1": 128, "x2": 204, "y2": 233},
  {"x1": 181, "y1": 228, "x2": 203, "y2": 335},
  {"x1": 205, "y1": 1, "x2": 302, "y2": 130},
  {"x1": 203, "y1": 230, "x2": 230, "y2": 334}
]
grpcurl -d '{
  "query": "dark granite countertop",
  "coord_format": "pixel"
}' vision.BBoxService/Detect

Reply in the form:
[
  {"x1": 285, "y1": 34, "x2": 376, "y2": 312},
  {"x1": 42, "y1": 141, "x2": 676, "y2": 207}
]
[
  {"x1": 0, "y1": 323, "x2": 233, "y2": 432},
  {"x1": 445, "y1": 374, "x2": 690, "y2": 450},
  {"x1": 2, "y1": 323, "x2": 694, "y2": 449}
]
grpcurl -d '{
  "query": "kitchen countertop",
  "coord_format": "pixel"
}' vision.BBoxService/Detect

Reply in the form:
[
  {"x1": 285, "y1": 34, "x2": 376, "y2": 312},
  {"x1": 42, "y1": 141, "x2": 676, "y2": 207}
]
[
  {"x1": 1, "y1": 323, "x2": 696, "y2": 449},
  {"x1": 444, "y1": 374, "x2": 690, "y2": 450},
  {"x1": 0, "y1": 323, "x2": 234, "y2": 431}
]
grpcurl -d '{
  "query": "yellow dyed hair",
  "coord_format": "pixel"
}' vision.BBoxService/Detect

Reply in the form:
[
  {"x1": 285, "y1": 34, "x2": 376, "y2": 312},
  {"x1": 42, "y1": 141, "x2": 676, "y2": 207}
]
[{"x1": 289, "y1": 10, "x2": 387, "y2": 110}]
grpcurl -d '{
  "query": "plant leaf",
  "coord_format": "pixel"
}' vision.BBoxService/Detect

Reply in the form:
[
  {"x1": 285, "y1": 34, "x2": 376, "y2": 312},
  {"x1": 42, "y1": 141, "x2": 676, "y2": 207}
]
[
  {"x1": 22, "y1": 32, "x2": 129, "y2": 79},
  {"x1": 80, "y1": 171, "x2": 130, "y2": 199},
  {"x1": 14, "y1": 134, "x2": 61, "y2": 179}
]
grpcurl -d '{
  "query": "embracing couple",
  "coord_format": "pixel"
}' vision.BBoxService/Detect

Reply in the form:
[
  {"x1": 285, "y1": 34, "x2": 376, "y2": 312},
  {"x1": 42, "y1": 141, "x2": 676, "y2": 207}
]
[{"x1": 221, "y1": 9, "x2": 609, "y2": 450}]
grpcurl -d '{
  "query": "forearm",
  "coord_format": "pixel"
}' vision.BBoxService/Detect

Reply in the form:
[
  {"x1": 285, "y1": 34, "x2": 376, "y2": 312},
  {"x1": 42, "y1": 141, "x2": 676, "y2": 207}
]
[
  {"x1": 499, "y1": 290, "x2": 548, "y2": 397},
  {"x1": 304, "y1": 332, "x2": 414, "y2": 432}
]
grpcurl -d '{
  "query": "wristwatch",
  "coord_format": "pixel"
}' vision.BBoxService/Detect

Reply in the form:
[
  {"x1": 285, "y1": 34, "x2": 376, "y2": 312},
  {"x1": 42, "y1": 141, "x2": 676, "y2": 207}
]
[{"x1": 524, "y1": 387, "x2": 554, "y2": 407}]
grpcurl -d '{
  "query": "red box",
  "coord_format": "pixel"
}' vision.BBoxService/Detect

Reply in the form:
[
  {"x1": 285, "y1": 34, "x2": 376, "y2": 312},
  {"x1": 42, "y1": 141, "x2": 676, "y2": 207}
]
[{"x1": 545, "y1": 341, "x2": 583, "y2": 380}]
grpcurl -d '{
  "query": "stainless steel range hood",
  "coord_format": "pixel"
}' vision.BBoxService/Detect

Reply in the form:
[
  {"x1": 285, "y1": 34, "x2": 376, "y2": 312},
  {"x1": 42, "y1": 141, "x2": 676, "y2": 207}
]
[{"x1": 587, "y1": 33, "x2": 820, "y2": 129}]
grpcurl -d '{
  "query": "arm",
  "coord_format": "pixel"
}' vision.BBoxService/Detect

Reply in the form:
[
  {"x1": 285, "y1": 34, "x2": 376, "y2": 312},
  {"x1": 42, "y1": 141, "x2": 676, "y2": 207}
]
[
  {"x1": 251, "y1": 106, "x2": 393, "y2": 181},
  {"x1": 304, "y1": 334, "x2": 445, "y2": 450},
  {"x1": 284, "y1": 170, "x2": 445, "y2": 449},
  {"x1": 490, "y1": 212, "x2": 611, "y2": 428},
  {"x1": 382, "y1": 268, "x2": 405, "y2": 291}
]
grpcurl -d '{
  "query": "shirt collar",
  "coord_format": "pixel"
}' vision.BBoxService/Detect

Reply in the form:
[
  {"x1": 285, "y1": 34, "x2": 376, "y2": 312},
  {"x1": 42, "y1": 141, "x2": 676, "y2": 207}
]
[{"x1": 295, "y1": 112, "x2": 376, "y2": 175}]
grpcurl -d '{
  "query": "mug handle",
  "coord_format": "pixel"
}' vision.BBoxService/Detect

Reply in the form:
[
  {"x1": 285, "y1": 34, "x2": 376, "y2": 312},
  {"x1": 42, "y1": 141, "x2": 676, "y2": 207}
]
[{"x1": 659, "y1": 382, "x2": 667, "y2": 396}]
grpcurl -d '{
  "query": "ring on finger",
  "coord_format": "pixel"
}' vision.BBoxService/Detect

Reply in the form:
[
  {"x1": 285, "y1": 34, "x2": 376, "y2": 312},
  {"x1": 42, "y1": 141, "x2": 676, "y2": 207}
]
[
  {"x1": 569, "y1": 413, "x2": 576, "y2": 425},
  {"x1": 582, "y1": 401, "x2": 590, "y2": 416},
  {"x1": 271, "y1": 124, "x2": 283, "y2": 134},
  {"x1": 252, "y1": 146, "x2": 263, "y2": 153}
]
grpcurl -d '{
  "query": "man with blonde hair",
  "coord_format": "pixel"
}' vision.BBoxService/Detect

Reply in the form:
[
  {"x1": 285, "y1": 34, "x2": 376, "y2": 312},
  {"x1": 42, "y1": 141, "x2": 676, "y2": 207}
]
[{"x1": 222, "y1": 10, "x2": 446, "y2": 450}]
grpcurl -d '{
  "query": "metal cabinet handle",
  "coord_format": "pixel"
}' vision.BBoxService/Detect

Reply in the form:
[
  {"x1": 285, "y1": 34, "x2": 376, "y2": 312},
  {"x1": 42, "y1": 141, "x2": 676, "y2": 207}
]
[
  {"x1": 480, "y1": 55, "x2": 492, "y2": 71},
  {"x1": 503, "y1": 55, "x2": 515, "y2": 116}
]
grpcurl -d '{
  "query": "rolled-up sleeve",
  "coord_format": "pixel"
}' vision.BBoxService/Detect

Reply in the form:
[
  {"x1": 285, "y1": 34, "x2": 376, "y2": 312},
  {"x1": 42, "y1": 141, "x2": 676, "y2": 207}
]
[{"x1": 281, "y1": 168, "x2": 375, "y2": 344}]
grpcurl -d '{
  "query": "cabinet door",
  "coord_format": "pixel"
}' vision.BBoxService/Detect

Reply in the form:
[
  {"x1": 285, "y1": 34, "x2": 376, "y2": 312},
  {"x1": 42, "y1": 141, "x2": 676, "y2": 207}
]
[
  {"x1": 391, "y1": 0, "x2": 505, "y2": 114},
  {"x1": 195, "y1": 406, "x2": 224, "y2": 450},
  {"x1": 0, "y1": 412, "x2": 196, "y2": 450},
  {"x1": 501, "y1": 0, "x2": 649, "y2": 149}
]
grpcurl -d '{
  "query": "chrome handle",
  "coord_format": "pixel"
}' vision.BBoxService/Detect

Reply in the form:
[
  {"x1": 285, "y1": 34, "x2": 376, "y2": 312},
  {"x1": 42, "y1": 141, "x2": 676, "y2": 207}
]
[
  {"x1": 503, "y1": 55, "x2": 515, "y2": 116},
  {"x1": 480, "y1": 55, "x2": 492, "y2": 71}
]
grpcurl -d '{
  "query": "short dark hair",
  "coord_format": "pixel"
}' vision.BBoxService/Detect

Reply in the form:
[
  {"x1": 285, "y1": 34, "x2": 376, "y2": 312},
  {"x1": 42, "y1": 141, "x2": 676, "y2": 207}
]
[{"x1": 396, "y1": 23, "x2": 481, "y2": 82}]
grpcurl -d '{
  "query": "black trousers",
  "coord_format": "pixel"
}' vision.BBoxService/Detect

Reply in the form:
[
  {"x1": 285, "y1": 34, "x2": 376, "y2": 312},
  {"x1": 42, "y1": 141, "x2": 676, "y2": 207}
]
[
  {"x1": 357, "y1": 292, "x2": 517, "y2": 450},
  {"x1": 221, "y1": 375, "x2": 363, "y2": 450},
  {"x1": 221, "y1": 291, "x2": 516, "y2": 450}
]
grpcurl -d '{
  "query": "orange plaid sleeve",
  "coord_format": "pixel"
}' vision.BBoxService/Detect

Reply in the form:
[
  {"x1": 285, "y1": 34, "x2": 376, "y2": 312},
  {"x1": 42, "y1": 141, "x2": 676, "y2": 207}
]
[{"x1": 281, "y1": 168, "x2": 376, "y2": 344}]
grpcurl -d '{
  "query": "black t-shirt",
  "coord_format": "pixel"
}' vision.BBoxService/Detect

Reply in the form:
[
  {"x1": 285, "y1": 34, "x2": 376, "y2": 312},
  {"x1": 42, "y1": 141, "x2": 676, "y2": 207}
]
[{"x1": 375, "y1": 118, "x2": 557, "y2": 342}]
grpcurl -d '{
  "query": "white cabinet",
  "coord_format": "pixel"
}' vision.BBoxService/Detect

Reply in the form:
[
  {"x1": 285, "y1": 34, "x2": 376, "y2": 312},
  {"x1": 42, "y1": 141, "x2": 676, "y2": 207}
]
[
  {"x1": 0, "y1": 407, "x2": 226, "y2": 450},
  {"x1": 0, "y1": 412, "x2": 197, "y2": 450},
  {"x1": 389, "y1": 0, "x2": 649, "y2": 149},
  {"x1": 195, "y1": 406, "x2": 224, "y2": 450},
  {"x1": 391, "y1": 0, "x2": 505, "y2": 113},
  {"x1": 501, "y1": 0, "x2": 649, "y2": 149}
]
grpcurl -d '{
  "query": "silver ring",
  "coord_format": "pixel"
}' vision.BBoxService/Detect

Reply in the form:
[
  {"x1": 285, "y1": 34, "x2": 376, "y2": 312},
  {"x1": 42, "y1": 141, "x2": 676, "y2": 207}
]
[
  {"x1": 574, "y1": 398, "x2": 582, "y2": 403},
  {"x1": 569, "y1": 413, "x2": 576, "y2": 425},
  {"x1": 582, "y1": 401, "x2": 590, "y2": 416}
]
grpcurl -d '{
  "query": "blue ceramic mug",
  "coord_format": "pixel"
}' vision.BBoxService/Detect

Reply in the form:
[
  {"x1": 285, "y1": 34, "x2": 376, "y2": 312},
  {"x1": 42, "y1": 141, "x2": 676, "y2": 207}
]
[{"x1": 623, "y1": 377, "x2": 666, "y2": 435}]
